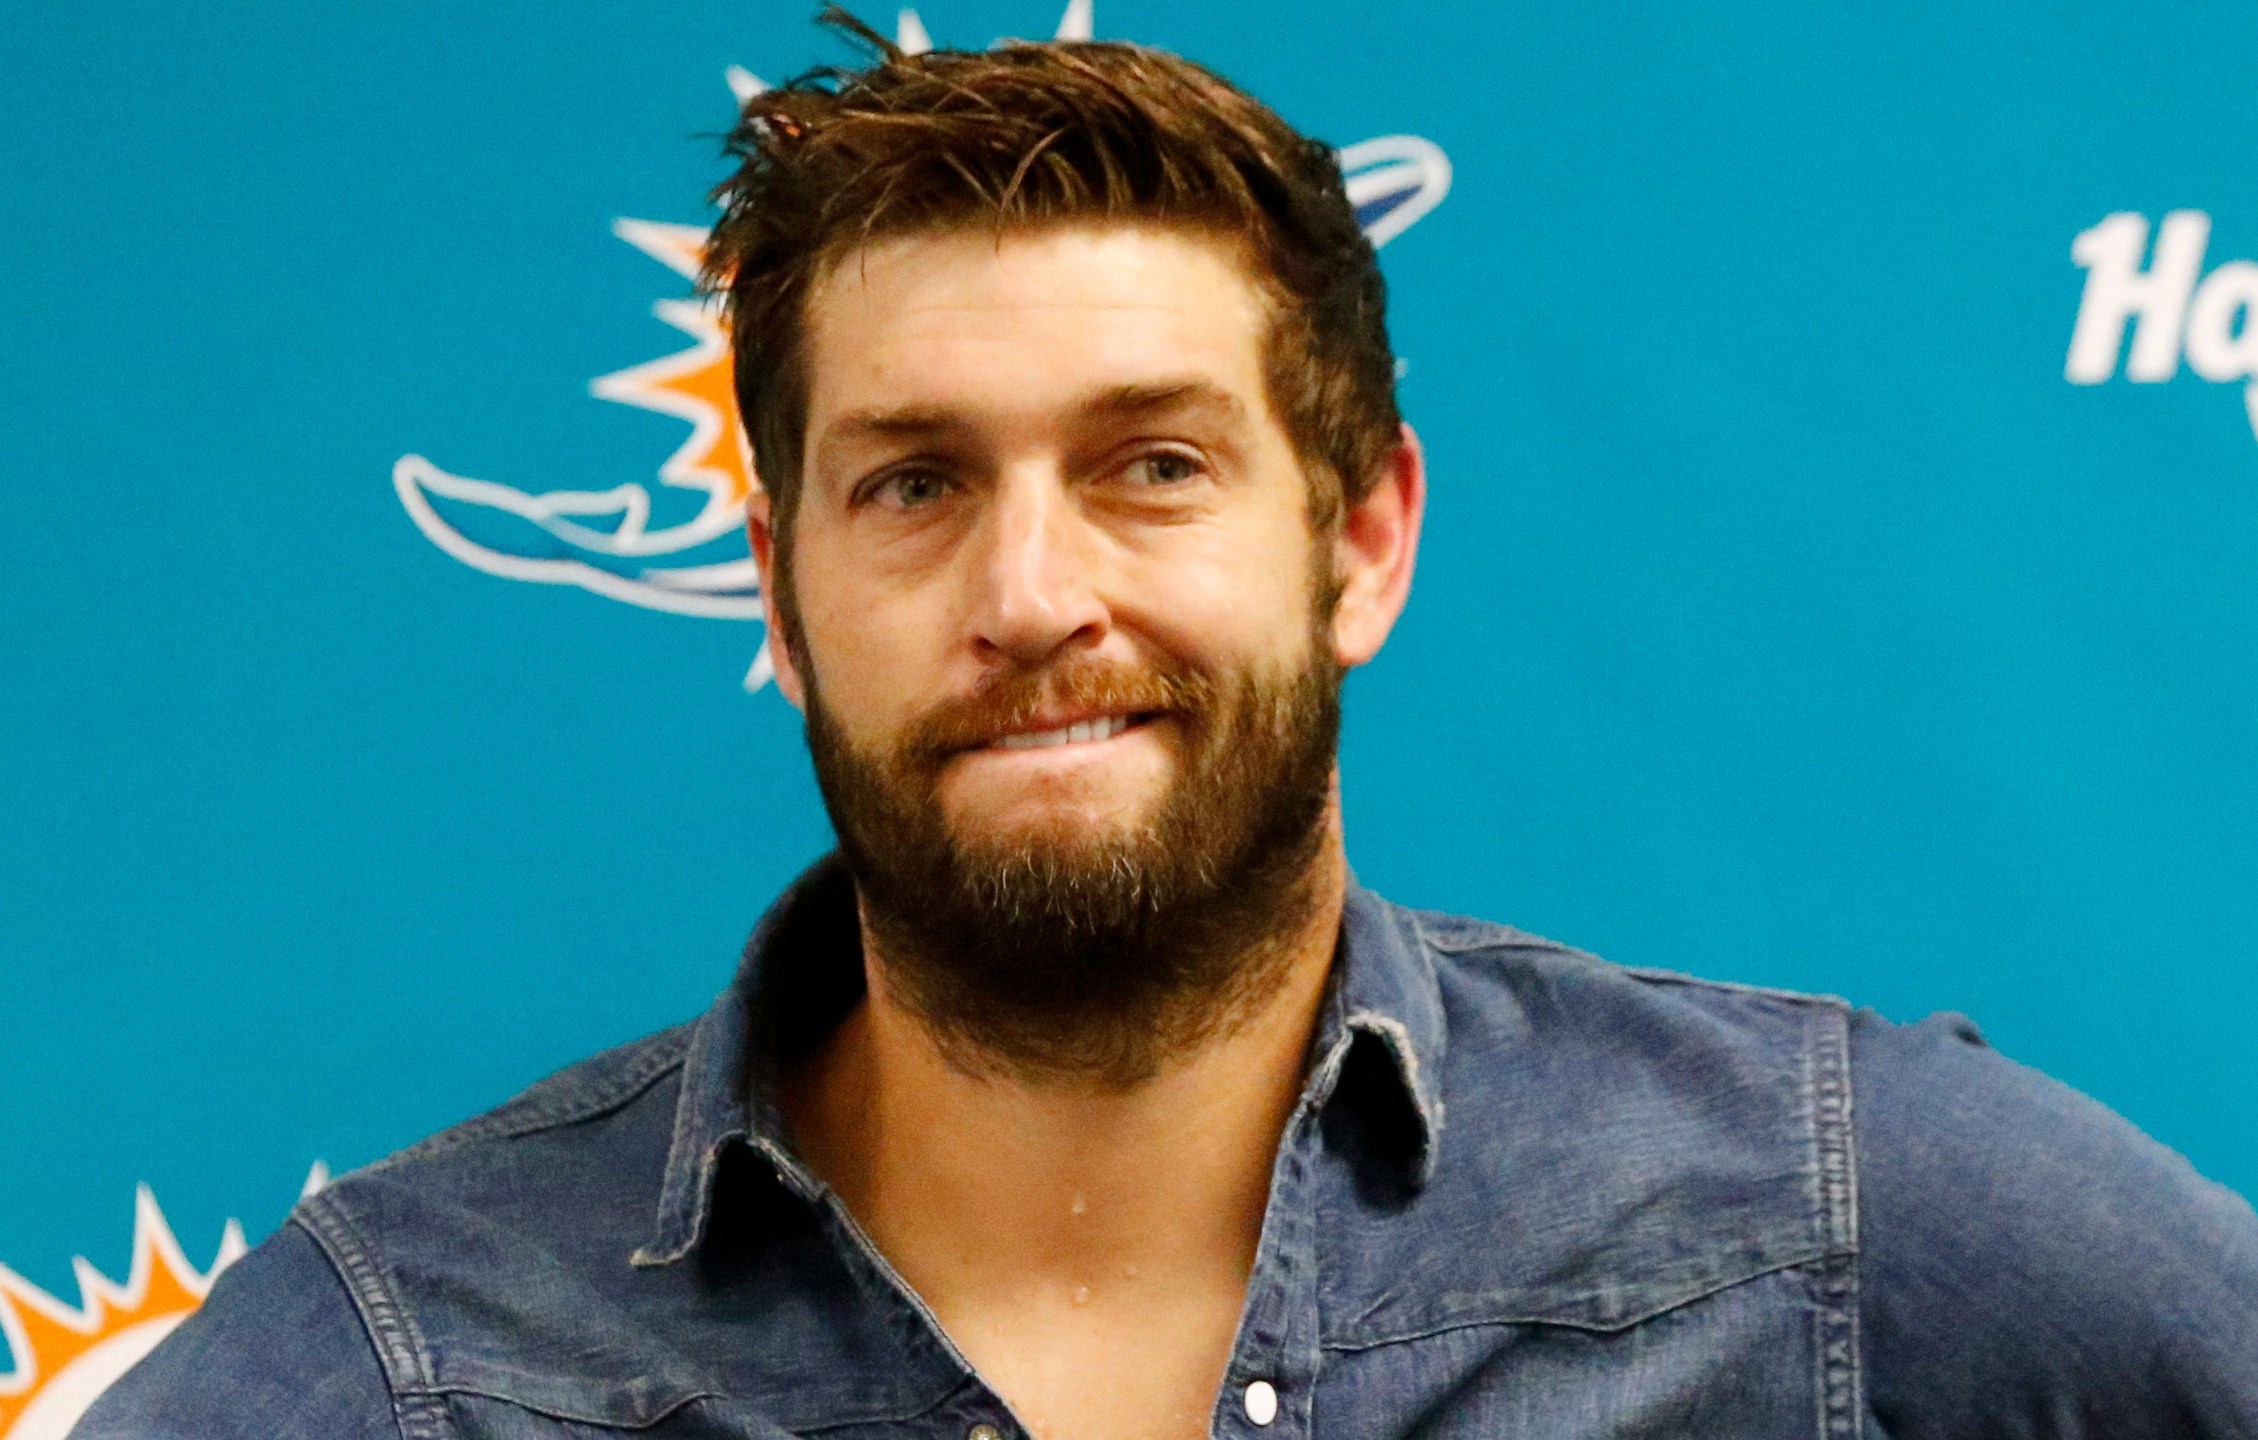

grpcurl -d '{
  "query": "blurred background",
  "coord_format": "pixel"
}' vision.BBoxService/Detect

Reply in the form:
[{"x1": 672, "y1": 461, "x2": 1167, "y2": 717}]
[{"x1": 3, "y1": 0, "x2": 2252, "y2": 1409}]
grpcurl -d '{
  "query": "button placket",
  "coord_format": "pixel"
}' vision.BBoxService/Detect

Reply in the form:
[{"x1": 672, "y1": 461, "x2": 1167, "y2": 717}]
[
  {"x1": 1218, "y1": 1106, "x2": 1324, "y2": 1438},
  {"x1": 808, "y1": 1192, "x2": 1043, "y2": 1440}
]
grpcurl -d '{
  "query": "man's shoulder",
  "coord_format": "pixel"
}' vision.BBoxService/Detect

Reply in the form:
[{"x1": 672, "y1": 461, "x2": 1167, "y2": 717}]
[
  {"x1": 1844, "y1": 1000, "x2": 2258, "y2": 1252},
  {"x1": 355, "y1": 1019, "x2": 696, "y2": 1181},
  {"x1": 1414, "y1": 897, "x2": 2258, "y2": 1427},
  {"x1": 1389, "y1": 900, "x2": 2258, "y2": 1426},
  {"x1": 1344, "y1": 900, "x2": 1858, "y2": 1338},
  {"x1": 1397, "y1": 901, "x2": 1862, "y2": 1155},
  {"x1": 1400, "y1": 897, "x2": 2250, "y2": 1241},
  {"x1": 80, "y1": 1021, "x2": 706, "y2": 1435},
  {"x1": 1846, "y1": 1004, "x2": 2258, "y2": 1428},
  {"x1": 1400, "y1": 900, "x2": 1855, "y2": 1054},
  {"x1": 298, "y1": 1016, "x2": 697, "y2": 1295},
  {"x1": 71, "y1": 1218, "x2": 400, "y2": 1439}
]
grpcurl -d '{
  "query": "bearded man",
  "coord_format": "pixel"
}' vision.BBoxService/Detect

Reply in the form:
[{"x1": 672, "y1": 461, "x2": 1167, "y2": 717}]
[{"x1": 77, "y1": 14, "x2": 2258, "y2": 1440}]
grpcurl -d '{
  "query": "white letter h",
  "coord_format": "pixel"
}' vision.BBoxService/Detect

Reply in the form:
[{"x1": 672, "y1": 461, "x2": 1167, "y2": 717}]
[{"x1": 2065, "y1": 210, "x2": 2210, "y2": 383}]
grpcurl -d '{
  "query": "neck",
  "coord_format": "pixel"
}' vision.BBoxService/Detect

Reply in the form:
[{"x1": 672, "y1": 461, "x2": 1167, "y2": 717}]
[{"x1": 779, "y1": 826, "x2": 1347, "y2": 1327}]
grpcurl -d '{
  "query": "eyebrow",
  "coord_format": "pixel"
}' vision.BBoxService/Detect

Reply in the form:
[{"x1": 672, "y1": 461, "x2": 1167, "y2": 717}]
[
  {"x1": 1081, "y1": 378, "x2": 1248, "y2": 424},
  {"x1": 816, "y1": 377, "x2": 1250, "y2": 463},
  {"x1": 818, "y1": 404, "x2": 975, "y2": 451}
]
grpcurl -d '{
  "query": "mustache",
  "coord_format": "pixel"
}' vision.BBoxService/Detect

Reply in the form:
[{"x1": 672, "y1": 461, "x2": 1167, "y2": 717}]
[{"x1": 904, "y1": 658, "x2": 1217, "y2": 762}]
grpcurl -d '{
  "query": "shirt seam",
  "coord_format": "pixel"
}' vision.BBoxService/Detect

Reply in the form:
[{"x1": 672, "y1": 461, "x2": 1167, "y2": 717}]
[
  {"x1": 368, "y1": 1026, "x2": 693, "y2": 1174},
  {"x1": 1623, "y1": 965, "x2": 1854, "y2": 1010},
  {"x1": 1810, "y1": 1002, "x2": 1864, "y2": 1438},
  {"x1": 790, "y1": 1390, "x2": 983, "y2": 1435},
  {"x1": 1316, "y1": 1249, "x2": 1833, "y2": 1353},
  {"x1": 1415, "y1": 922, "x2": 1855, "y2": 1013},
  {"x1": 290, "y1": 1197, "x2": 452, "y2": 1440},
  {"x1": 1405, "y1": 911, "x2": 1556, "y2": 955},
  {"x1": 399, "y1": 1378, "x2": 718, "y2": 1430}
]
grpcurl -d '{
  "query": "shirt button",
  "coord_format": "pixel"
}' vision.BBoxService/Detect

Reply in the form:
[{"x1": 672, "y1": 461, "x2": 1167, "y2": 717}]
[
  {"x1": 1243, "y1": 1379, "x2": 1279, "y2": 1426},
  {"x1": 968, "y1": 1426, "x2": 1004, "y2": 1440}
]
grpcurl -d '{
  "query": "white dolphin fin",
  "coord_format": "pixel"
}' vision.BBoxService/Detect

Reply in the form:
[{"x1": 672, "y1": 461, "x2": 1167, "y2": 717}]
[
  {"x1": 897, "y1": 8, "x2": 933, "y2": 53},
  {"x1": 1054, "y1": 0, "x2": 1093, "y2": 40},
  {"x1": 1339, "y1": 135, "x2": 1454, "y2": 249},
  {"x1": 744, "y1": 637, "x2": 777, "y2": 693},
  {"x1": 725, "y1": 66, "x2": 766, "y2": 104}
]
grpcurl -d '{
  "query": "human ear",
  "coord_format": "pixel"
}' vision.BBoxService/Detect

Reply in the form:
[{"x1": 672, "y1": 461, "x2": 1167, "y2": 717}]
[
  {"x1": 1330, "y1": 422, "x2": 1426, "y2": 669},
  {"x1": 747, "y1": 488, "x2": 808, "y2": 711}
]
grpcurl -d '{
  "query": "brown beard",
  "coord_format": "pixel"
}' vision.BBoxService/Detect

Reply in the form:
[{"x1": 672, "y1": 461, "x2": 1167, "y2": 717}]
[{"x1": 799, "y1": 626, "x2": 1342, "y2": 1089}]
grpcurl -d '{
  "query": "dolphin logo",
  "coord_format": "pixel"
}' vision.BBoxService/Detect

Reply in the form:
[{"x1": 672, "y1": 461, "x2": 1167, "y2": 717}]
[{"x1": 395, "y1": 2, "x2": 1452, "y2": 692}]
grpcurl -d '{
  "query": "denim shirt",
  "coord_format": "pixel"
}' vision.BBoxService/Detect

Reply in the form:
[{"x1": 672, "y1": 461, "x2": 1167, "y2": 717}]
[{"x1": 79, "y1": 857, "x2": 2258, "y2": 1439}]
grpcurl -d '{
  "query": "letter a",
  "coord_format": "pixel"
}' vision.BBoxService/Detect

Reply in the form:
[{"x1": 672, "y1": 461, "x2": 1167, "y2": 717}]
[{"x1": 2065, "y1": 211, "x2": 2210, "y2": 383}]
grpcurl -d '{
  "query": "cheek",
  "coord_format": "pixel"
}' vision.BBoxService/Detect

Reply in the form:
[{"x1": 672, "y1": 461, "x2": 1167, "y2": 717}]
[
  {"x1": 789, "y1": 545, "x2": 947, "y2": 735},
  {"x1": 1117, "y1": 518, "x2": 1324, "y2": 666}
]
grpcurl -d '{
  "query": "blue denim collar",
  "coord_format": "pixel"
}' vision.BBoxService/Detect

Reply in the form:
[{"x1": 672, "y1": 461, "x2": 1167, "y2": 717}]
[
  {"x1": 637, "y1": 854, "x2": 1446, "y2": 1266},
  {"x1": 1314, "y1": 871, "x2": 1449, "y2": 1183}
]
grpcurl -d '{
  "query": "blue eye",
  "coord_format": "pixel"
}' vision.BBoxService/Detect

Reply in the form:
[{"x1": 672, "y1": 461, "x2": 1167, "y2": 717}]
[
  {"x1": 1127, "y1": 451, "x2": 1201, "y2": 485},
  {"x1": 879, "y1": 470, "x2": 951, "y2": 508}
]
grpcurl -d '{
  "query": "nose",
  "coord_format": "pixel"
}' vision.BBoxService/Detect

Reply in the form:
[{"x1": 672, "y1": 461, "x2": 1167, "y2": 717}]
[{"x1": 966, "y1": 468, "x2": 1108, "y2": 669}]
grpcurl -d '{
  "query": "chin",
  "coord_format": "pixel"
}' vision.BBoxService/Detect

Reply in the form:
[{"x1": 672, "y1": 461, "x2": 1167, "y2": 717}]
[
  {"x1": 940, "y1": 766, "x2": 1169, "y2": 839},
  {"x1": 943, "y1": 797, "x2": 1158, "y2": 859}
]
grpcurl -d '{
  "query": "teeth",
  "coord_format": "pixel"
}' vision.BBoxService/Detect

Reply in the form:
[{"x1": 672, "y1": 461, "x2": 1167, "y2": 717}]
[{"x1": 995, "y1": 715, "x2": 1132, "y2": 750}]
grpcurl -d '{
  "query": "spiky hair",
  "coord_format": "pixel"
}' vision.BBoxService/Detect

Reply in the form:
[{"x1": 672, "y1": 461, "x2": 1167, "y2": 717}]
[{"x1": 703, "y1": 6, "x2": 1400, "y2": 538}]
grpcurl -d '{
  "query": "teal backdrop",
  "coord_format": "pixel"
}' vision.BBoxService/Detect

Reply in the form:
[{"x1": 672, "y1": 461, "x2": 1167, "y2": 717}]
[{"x1": 4, "y1": 0, "x2": 2255, "y2": 1416}]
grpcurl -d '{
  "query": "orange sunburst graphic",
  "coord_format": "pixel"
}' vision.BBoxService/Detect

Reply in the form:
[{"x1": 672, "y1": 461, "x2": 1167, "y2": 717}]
[
  {"x1": 591, "y1": 218, "x2": 757, "y2": 510},
  {"x1": 0, "y1": 1187, "x2": 246, "y2": 1440},
  {"x1": 392, "y1": 212, "x2": 771, "y2": 655}
]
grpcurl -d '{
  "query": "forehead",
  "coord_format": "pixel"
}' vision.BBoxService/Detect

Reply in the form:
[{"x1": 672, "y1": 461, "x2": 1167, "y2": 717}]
[{"x1": 800, "y1": 223, "x2": 1275, "y2": 436}]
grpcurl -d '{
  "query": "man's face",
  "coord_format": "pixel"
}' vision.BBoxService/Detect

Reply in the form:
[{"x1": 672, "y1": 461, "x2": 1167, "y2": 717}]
[{"x1": 763, "y1": 222, "x2": 1361, "y2": 1078}]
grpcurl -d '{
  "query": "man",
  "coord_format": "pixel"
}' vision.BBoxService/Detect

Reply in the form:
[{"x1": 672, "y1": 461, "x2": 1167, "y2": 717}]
[{"x1": 79, "y1": 15, "x2": 2258, "y2": 1440}]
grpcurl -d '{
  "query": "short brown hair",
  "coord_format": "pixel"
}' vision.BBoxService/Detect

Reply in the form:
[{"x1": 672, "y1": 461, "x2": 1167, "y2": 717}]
[{"x1": 702, "y1": 8, "x2": 1400, "y2": 544}]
